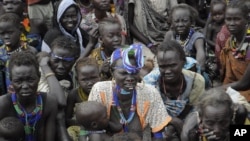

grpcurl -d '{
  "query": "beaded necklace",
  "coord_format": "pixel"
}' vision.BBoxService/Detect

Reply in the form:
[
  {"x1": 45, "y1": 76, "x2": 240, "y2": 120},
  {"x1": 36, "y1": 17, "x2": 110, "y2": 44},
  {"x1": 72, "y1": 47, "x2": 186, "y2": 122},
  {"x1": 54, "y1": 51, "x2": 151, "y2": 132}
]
[
  {"x1": 176, "y1": 28, "x2": 195, "y2": 48},
  {"x1": 11, "y1": 93, "x2": 43, "y2": 141},
  {"x1": 230, "y1": 26, "x2": 250, "y2": 60},
  {"x1": 78, "y1": 87, "x2": 88, "y2": 101},
  {"x1": 112, "y1": 85, "x2": 136, "y2": 132}
]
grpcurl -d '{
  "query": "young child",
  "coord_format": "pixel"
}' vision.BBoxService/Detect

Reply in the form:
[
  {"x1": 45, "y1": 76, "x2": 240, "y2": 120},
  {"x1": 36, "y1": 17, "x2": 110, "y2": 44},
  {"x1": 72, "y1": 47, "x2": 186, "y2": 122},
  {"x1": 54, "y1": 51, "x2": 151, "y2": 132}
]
[
  {"x1": 205, "y1": 0, "x2": 226, "y2": 50},
  {"x1": 0, "y1": 117, "x2": 25, "y2": 141},
  {"x1": 66, "y1": 57, "x2": 101, "y2": 141},
  {"x1": 0, "y1": 13, "x2": 37, "y2": 94},
  {"x1": 89, "y1": 17, "x2": 122, "y2": 80},
  {"x1": 2, "y1": 0, "x2": 44, "y2": 51},
  {"x1": 75, "y1": 101, "x2": 110, "y2": 141},
  {"x1": 89, "y1": 17, "x2": 157, "y2": 80},
  {"x1": 0, "y1": 51, "x2": 58, "y2": 141}
]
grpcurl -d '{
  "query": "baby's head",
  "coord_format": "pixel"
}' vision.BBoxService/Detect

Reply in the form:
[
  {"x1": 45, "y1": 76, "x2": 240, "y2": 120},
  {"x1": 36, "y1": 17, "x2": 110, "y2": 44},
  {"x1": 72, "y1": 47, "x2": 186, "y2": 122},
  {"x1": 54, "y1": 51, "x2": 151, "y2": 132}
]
[
  {"x1": 75, "y1": 101, "x2": 108, "y2": 131},
  {"x1": 210, "y1": 0, "x2": 226, "y2": 24},
  {"x1": 0, "y1": 117, "x2": 24, "y2": 141}
]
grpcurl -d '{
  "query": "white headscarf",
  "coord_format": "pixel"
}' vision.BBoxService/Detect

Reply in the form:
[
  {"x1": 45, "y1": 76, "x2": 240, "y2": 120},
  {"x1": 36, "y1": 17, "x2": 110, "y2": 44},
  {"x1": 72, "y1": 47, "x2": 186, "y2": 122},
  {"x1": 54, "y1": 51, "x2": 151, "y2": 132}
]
[{"x1": 57, "y1": 0, "x2": 85, "y2": 53}]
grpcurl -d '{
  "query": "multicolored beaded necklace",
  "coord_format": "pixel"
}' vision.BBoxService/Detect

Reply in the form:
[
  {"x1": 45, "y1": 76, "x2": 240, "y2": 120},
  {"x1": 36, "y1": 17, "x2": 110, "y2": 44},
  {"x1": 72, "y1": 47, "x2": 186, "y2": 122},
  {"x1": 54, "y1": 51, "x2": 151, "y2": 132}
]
[
  {"x1": 230, "y1": 27, "x2": 250, "y2": 60},
  {"x1": 176, "y1": 28, "x2": 195, "y2": 48},
  {"x1": 112, "y1": 85, "x2": 136, "y2": 132},
  {"x1": 11, "y1": 93, "x2": 43, "y2": 141}
]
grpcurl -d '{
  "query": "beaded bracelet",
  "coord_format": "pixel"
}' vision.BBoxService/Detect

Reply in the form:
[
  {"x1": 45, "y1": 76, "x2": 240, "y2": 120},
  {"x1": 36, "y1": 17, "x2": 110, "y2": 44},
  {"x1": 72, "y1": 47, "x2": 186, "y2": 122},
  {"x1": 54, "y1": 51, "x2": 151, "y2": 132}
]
[
  {"x1": 79, "y1": 129, "x2": 106, "y2": 136},
  {"x1": 45, "y1": 72, "x2": 55, "y2": 79}
]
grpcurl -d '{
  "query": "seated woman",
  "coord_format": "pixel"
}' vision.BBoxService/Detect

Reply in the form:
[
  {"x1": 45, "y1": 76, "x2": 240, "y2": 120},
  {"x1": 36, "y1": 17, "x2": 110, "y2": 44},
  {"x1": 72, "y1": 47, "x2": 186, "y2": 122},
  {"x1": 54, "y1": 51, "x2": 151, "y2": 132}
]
[
  {"x1": 88, "y1": 44, "x2": 172, "y2": 140},
  {"x1": 181, "y1": 88, "x2": 247, "y2": 141},
  {"x1": 143, "y1": 39, "x2": 205, "y2": 140},
  {"x1": 164, "y1": 3, "x2": 206, "y2": 72},
  {"x1": 0, "y1": 51, "x2": 58, "y2": 141},
  {"x1": 0, "y1": 117, "x2": 25, "y2": 141},
  {"x1": 220, "y1": 0, "x2": 250, "y2": 100},
  {"x1": 41, "y1": 0, "x2": 93, "y2": 58}
]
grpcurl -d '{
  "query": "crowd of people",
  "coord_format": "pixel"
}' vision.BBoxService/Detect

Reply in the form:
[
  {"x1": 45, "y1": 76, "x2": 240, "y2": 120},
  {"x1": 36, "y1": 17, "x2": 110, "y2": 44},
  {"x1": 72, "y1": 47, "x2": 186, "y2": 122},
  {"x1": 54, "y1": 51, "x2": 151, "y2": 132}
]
[{"x1": 0, "y1": 0, "x2": 250, "y2": 141}]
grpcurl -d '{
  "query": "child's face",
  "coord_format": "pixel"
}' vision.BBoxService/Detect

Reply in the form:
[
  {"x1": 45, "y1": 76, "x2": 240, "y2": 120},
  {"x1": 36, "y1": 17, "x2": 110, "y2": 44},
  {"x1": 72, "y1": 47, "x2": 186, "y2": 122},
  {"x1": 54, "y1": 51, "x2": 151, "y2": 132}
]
[
  {"x1": 211, "y1": 3, "x2": 225, "y2": 24},
  {"x1": 49, "y1": 47, "x2": 76, "y2": 77},
  {"x1": 201, "y1": 105, "x2": 231, "y2": 141},
  {"x1": 100, "y1": 23, "x2": 122, "y2": 52},
  {"x1": 77, "y1": 65, "x2": 100, "y2": 94},
  {"x1": 92, "y1": 0, "x2": 110, "y2": 11},
  {"x1": 11, "y1": 65, "x2": 40, "y2": 98},
  {"x1": 225, "y1": 7, "x2": 247, "y2": 35},
  {"x1": 60, "y1": 6, "x2": 78, "y2": 32},
  {"x1": 172, "y1": 8, "x2": 192, "y2": 35},
  {"x1": 0, "y1": 22, "x2": 21, "y2": 48},
  {"x1": 2, "y1": 0, "x2": 23, "y2": 14}
]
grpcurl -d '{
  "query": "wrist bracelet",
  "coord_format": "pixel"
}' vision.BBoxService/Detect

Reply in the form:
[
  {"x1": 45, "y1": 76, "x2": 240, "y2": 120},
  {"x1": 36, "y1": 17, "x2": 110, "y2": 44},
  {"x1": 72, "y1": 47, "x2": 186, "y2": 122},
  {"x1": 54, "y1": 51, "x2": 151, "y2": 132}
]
[{"x1": 45, "y1": 72, "x2": 55, "y2": 79}]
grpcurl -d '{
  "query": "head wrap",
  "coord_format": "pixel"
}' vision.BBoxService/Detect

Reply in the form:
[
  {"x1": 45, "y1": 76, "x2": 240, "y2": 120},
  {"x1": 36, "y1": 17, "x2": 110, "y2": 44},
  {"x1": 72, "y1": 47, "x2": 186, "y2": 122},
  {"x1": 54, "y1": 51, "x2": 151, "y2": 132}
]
[{"x1": 110, "y1": 43, "x2": 144, "y2": 74}]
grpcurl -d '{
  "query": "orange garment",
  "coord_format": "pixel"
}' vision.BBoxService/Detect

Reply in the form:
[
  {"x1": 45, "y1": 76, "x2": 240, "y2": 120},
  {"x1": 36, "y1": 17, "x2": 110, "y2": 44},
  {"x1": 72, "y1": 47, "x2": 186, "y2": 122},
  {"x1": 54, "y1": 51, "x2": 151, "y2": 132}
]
[{"x1": 220, "y1": 39, "x2": 250, "y2": 101}]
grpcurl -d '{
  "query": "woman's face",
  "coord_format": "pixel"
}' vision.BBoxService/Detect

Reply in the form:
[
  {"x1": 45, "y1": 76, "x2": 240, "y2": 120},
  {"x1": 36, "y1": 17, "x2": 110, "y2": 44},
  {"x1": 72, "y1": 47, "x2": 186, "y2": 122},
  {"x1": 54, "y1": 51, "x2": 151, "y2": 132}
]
[
  {"x1": 225, "y1": 7, "x2": 247, "y2": 35},
  {"x1": 201, "y1": 105, "x2": 231, "y2": 141},
  {"x1": 157, "y1": 50, "x2": 184, "y2": 83},
  {"x1": 112, "y1": 59, "x2": 140, "y2": 91},
  {"x1": 172, "y1": 8, "x2": 192, "y2": 35},
  {"x1": 60, "y1": 6, "x2": 79, "y2": 32}
]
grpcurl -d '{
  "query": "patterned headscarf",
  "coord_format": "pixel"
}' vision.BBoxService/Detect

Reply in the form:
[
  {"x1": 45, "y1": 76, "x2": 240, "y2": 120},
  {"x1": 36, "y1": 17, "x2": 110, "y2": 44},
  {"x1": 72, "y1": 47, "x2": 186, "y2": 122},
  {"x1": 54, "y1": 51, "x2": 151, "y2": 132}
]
[{"x1": 110, "y1": 43, "x2": 144, "y2": 74}]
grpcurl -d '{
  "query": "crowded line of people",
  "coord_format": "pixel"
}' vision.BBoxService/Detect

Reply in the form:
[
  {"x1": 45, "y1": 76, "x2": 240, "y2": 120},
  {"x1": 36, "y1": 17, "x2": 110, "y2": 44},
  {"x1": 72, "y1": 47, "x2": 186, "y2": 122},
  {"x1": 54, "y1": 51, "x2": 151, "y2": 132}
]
[{"x1": 0, "y1": 0, "x2": 250, "y2": 141}]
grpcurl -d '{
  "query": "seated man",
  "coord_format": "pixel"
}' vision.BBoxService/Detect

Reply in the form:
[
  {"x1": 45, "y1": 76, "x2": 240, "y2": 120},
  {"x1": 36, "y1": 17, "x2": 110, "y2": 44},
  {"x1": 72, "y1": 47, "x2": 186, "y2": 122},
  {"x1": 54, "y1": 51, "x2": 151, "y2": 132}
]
[{"x1": 0, "y1": 51, "x2": 58, "y2": 141}]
